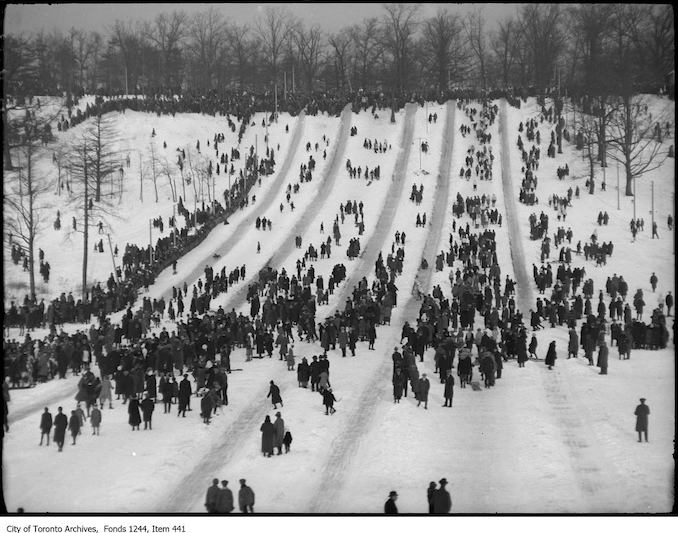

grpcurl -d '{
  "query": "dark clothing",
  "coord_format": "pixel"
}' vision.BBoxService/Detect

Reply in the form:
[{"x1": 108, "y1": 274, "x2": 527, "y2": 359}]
[
  {"x1": 384, "y1": 498, "x2": 398, "y2": 514},
  {"x1": 635, "y1": 403, "x2": 650, "y2": 432},
  {"x1": 433, "y1": 487, "x2": 452, "y2": 514}
]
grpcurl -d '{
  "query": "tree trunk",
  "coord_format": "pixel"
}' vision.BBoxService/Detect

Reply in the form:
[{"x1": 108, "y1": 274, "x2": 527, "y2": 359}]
[
  {"x1": 623, "y1": 95, "x2": 634, "y2": 196},
  {"x1": 3, "y1": 99, "x2": 13, "y2": 170},
  {"x1": 27, "y1": 142, "x2": 36, "y2": 298},
  {"x1": 82, "y1": 155, "x2": 89, "y2": 301}
]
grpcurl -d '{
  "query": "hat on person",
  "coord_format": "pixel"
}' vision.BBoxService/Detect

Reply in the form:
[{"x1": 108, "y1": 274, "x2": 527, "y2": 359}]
[
  {"x1": 239, "y1": 479, "x2": 246, "y2": 484},
  {"x1": 275, "y1": 412, "x2": 281, "y2": 417},
  {"x1": 439, "y1": 478, "x2": 448, "y2": 485},
  {"x1": 389, "y1": 491, "x2": 398, "y2": 497},
  {"x1": 640, "y1": 398, "x2": 646, "y2": 402}
]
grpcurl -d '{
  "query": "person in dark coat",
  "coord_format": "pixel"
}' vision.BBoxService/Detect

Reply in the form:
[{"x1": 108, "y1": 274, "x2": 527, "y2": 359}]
[
  {"x1": 634, "y1": 398, "x2": 650, "y2": 442},
  {"x1": 545, "y1": 341, "x2": 557, "y2": 370},
  {"x1": 201, "y1": 389, "x2": 215, "y2": 425},
  {"x1": 597, "y1": 341, "x2": 609, "y2": 375},
  {"x1": 40, "y1": 407, "x2": 52, "y2": 446},
  {"x1": 384, "y1": 491, "x2": 398, "y2": 514},
  {"x1": 416, "y1": 374, "x2": 430, "y2": 409},
  {"x1": 267, "y1": 380, "x2": 283, "y2": 409},
  {"x1": 568, "y1": 328, "x2": 579, "y2": 358},
  {"x1": 427, "y1": 482, "x2": 437, "y2": 513},
  {"x1": 90, "y1": 405, "x2": 102, "y2": 435},
  {"x1": 297, "y1": 357, "x2": 310, "y2": 388},
  {"x1": 238, "y1": 479, "x2": 255, "y2": 513},
  {"x1": 128, "y1": 395, "x2": 141, "y2": 430},
  {"x1": 392, "y1": 367, "x2": 405, "y2": 403},
  {"x1": 205, "y1": 478, "x2": 220, "y2": 513},
  {"x1": 68, "y1": 410, "x2": 81, "y2": 444},
  {"x1": 273, "y1": 412, "x2": 285, "y2": 455},
  {"x1": 216, "y1": 480, "x2": 234, "y2": 514},
  {"x1": 53, "y1": 407, "x2": 68, "y2": 451},
  {"x1": 322, "y1": 387, "x2": 337, "y2": 414},
  {"x1": 141, "y1": 393, "x2": 155, "y2": 429},
  {"x1": 282, "y1": 430, "x2": 293, "y2": 453},
  {"x1": 443, "y1": 372, "x2": 454, "y2": 407},
  {"x1": 433, "y1": 478, "x2": 452, "y2": 514},
  {"x1": 260, "y1": 415, "x2": 275, "y2": 457},
  {"x1": 178, "y1": 374, "x2": 192, "y2": 417}
]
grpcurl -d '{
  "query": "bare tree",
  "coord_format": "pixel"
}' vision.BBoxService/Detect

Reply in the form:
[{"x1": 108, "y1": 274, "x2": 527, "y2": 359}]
[
  {"x1": 381, "y1": 3, "x2": 420, "y2": 93},
  {"x1": 4, "y1": 107, "x2": 57, "y2": 297},
  {"x1": 255, "y1": 6, "x2": 295, "y2": 85},
  {"x1": 143, "y1": 11, "x2": 187, "y2": 90},
  {"x1": 228, "y1": 23, "x2": 256, "y2": 90},
  {"x1": 109, "y1": 20, "x2": 145, "y2": 92},
  {"x1": 421, "y1": 8, "x2": 465, "y2": 93},
  {"x1": 349, "y1": 18, "x2": 383, "y2": 90},
  {"x1": 148, "y1": 140, "x2": 160, "y2": 202},
  {"x1": 66, "y1": 125, "x2": 120, "y2": 300},
  {"x1": 518, "y1": 4, "x2": 565, "y2": 92},
  {"x1": 490, "y1": 16, "x2": 519, "y2": 90},
  {"x1": 87, "y1": 113, "x2": 120, "y2": 203},
  {"x1": 328, "y1": 29, "x2": 352, "y2": 92},
  {"x1": 293, "y1": 23, "x2": 324, "y2": 92},
  {"x1": 185, "y1": 7, "x2": 227, "y2": 91},
  {"x1": 607, "y1": 95, "x2": 670, "y2": 196},
  {"x1": 464, "y1": 8, "x2": 488, "y2": 91}
]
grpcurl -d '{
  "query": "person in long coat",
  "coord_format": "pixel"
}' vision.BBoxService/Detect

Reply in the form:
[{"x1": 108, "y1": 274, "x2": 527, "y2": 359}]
[
  {"x1": 634, "y1": 398, "x2": 650, "y2": 442},
  {"x1": 238, "y1": 479, "x2": 255, "y2": 513},
  {"x1": 90, "y1": 405, "x2": 102, "y2": 435},
  {"x1": 267, "y1": 380, "x2": 283, "y2": 409},
  {"x1": 443, "y1": 372, "x2": 454, "y2": 407},
  {"x1": 545, "y1": 341, "x2": 557, "y2": 370},
  {"x1": 260, "y1": 415, "x2": 275, "y2": 457},
  {"x1": 297, "y1": 357, "x2": 310, "y2": 388},
  {"x1": 568, "y1": 328, "x2": 579, "y2": 358},
  {"x1": 68, "y1": 410, "x2": 81, "y2": 444},
  {"x1": 99, "y1": 375, "x2": 113, "y2": 409},
  {"x1": 178, "y1": 374, "x2": 192, "y2": 416},
  {"x1": 273, "y1": 412, "x2": 285, "y2": 455},
  {"x1": 216, "y1": 480, "x2": 235, "y2": 513},
  {"x1": 205, "y1": 479, "x2": 220, "y2": 513},
  {"x1": 201, "y1": 389, "x2": 215, "y2": 424},
  {"x1": 128, "y1": 395, "x2": 141, "y2": 430},
  {"x1": 384, "y1": 491, "x2": 398, "y2": 514},
  {"x1": 433, "y1": 478, "x2": 452, "y2": 514},
  {"x1": 427, "y1": 482, "x2": 437, "y2": 513},
  {"x1": 40, "y1": 407, "x2": 53, "y2": 446},
  {"x1": 141, "y1": 393, "x2": 155, "y2": 429},
  {"x1": 416, "y1": 374, "x2": 430, "y2": 409},
  {"x1": 392, "y1": 367, "x2": 405, "y2": 403},
  {"x1": 516, "y1": 331, "x2": 528, "y2": 367},
  {"x1": 597, "y1": 341, "x2": 609, "y2": 375},
  {"x1": 53, "y1": 407, "x2": 68, "y2": 451}
]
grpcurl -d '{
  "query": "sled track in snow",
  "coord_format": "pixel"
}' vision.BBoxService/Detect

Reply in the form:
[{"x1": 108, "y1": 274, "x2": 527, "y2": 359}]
[
  {"x1": 157, "y1": 111, "x2": 307, "y2": 301},
  {"x1": 498, "y1": 99, "x2": 533, "y2": 316},
  {"x1": 308, "y1": 102, "x2": 455, "y2": 513},
  {"x1": 222, "y1": 103, "x2": 354, "y2": 311},
  {"x1": 161, "y1": 103, "x2": 415, "y2": 513},
  {"x1": 499, "y1": 99, "x2": 634, "y2": 512}
]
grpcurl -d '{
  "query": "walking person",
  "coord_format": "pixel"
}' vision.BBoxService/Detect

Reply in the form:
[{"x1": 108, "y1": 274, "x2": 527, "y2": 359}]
[
  {"x1": 273, "y1": 412, "x2": 285, "y2": 455},
  {"x1": 216, "y1": 480, "x2": 234, "y2": 514},
  {"x1": 39, "y1": 407, "x2": 52, "y2": 446},
  {"x1": 427, "y1": 482, "x2": 437, "y2": 513},
  {"x1": 322, "y1": 387, "x2": 337, "y2": 414},
  {"x1": 384, "y1": 491, "x2": 399, "y2": 514},
  {"x1": 53, "y1": 407, "x2": 67, "y2": 451},
  {"x1": 545, "y1": 341, "x2": 557, "y2": 370},
  {"x1": 205, "y1": 479, "x2": 220, "y2": 513},
  {"x1": 128, "y1": 394, "x2": 141, "y2": 430},
  {"x1": 267, "y1": 380, "x2": 283, "y2": 409},
  {"x1": 68, "y1": 410, "x2": 81, "y2": 445},
  {"x1": 261, "y1": 415, "x2": 275, "y2": 457},
  {"x1": 433, "y1": 478, "x2": 452, "y2": 514},
  {"x1": 635, "y1": 398, "x2": 650, "y2": 442},
  {"x1": 90, "y1": 405, "x2": 102, "y2": 435},
  {"x1": 443, "y1": 372, "x2": 454, "y2": 407},
  {"x1": 417, "y1": 373, "x2": 430, "y2": 409},
  {"x1": 597, "y1": 340, "x2": 609, "y2": 375},
  {"x1": 238, "y1": 479, "x2": 255, "y2": 513},
  {"x1": 141, "y1": 393, "x2": 155, "y2": 430}
]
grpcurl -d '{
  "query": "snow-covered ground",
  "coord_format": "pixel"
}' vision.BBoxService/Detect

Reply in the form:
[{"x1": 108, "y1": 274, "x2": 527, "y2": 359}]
[{"x1": 2, "y1": 96, "x2": 675, "y2": 514}]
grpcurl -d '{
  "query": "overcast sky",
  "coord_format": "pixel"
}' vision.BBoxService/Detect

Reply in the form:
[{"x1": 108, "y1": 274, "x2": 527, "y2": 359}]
[{"x1": 5, "y1": 3, "x2": 520, "y2": 35}]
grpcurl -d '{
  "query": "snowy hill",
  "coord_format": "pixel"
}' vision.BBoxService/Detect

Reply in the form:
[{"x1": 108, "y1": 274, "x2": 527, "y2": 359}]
[{"x1": 2, "y1": 96, "x2": 674, "y2": 514}]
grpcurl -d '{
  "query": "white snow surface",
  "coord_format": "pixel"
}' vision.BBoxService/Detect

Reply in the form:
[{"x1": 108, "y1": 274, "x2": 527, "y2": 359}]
[{"x1": 2, "y1": 96, "x2": 675, "y2": 514}]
